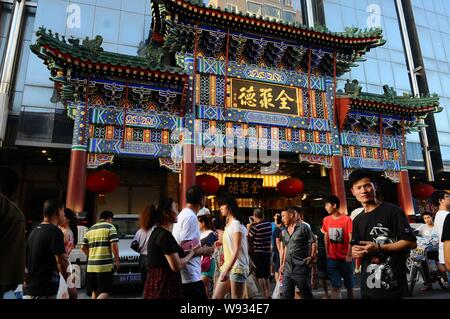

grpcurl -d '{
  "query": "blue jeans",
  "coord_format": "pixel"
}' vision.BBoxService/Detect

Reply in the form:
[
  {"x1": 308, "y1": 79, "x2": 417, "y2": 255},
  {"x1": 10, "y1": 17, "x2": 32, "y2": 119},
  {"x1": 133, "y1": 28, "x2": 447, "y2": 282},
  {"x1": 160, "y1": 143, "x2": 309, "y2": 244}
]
[{"x1": 327, "y1": 259, "x2": 354, "y2": 289}]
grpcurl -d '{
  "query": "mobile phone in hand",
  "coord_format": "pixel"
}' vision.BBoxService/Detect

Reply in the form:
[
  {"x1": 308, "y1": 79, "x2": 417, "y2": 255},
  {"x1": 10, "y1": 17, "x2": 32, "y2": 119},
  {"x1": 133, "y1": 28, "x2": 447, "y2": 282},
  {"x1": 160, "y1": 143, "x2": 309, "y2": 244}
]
[{"x1": 350, "y1": 239, "x2": 360, "y2": 246}]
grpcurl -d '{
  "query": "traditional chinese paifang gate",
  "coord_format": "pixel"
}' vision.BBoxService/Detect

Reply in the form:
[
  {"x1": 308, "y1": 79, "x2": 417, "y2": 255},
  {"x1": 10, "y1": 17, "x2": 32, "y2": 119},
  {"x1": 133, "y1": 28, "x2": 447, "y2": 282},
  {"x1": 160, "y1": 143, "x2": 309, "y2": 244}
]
[{"x1": 31, "y1": 0, "x2": 443, "y2": 216}]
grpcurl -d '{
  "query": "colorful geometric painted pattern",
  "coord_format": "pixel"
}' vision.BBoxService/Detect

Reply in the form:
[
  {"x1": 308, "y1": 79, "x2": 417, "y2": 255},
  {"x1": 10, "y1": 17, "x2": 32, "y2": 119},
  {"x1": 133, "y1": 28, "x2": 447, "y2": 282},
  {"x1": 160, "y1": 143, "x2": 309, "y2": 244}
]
[
  {"x1": 72, "y1": 104, "x2": 89, "y2": 151},
  {"x1": 341, "y1": 132, "x2": 398, "y2": 149},
  {"x1": 90, "y1": 108, "x2": 180, "y2": 130},
  {"x1": 197, "y1": 105, "x2": 330, "y2": 131},
  {"x1": 342, "y1": 156, "x2": 400, "y2": 171},
  {"x1": 196, "y1": 57, "x2": 325, "y2": 90},
  {"x1": 88, "y1": 138, "x2": 173, "y2": 158}
]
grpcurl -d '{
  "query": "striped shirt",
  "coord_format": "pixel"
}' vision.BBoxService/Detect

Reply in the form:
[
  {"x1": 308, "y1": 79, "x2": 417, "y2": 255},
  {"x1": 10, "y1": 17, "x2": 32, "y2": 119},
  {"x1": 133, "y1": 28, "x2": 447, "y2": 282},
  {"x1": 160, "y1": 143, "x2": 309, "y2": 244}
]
[
  {"x1": 82, "y1": 222, "x2": 119, "y2": 273},
  {"x1": 249, "y1": 221, "x2": 272, "y2": 253}
]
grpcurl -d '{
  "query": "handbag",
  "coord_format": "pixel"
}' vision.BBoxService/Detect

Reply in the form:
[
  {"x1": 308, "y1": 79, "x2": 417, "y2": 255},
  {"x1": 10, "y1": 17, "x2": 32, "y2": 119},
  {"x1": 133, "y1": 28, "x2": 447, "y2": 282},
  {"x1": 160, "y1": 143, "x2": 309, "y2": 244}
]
[
  {"x1": 201, "y1": 256, "x2": 211, "y2": 272},
  {"x1": 130, "y1": 240, "x2": 139, "y2": 253}
]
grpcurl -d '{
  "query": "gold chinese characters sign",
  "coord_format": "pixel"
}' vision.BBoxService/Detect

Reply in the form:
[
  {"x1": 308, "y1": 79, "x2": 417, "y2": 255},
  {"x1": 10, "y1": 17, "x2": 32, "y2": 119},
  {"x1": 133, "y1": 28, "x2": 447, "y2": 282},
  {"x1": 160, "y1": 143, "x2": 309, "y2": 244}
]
[
  {"x1": 224, "y1": 177, "x2": 263, "y2": 198},
  {"x1": 230, "y1": 78, "x2": 301, "y2": 116}
]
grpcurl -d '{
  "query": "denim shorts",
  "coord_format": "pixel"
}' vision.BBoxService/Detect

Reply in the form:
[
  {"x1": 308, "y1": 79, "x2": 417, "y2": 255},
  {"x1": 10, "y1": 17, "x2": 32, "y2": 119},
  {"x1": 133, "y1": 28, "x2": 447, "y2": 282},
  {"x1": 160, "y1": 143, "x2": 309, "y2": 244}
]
[
  {"x1": 229, "y1": 272, "x2": 248, "y2": 283},
  {"x1": 327, "y1": 259, "x2": 354, "y2": 289}
]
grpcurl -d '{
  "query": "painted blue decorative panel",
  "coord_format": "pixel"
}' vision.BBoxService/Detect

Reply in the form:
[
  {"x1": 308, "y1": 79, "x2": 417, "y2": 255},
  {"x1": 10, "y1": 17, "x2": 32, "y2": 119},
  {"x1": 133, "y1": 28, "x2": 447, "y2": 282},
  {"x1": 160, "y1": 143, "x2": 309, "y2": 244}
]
[
  {"x1": 197, "y1": 105, "x2": 330, "y2": 131},
  {"x1": 88, "y1": 138, "x2": 174, "y2": 158},
  {"x1": 341, "y1": 132, "x2": 397, "y2": 149},
  {"x1": 342, "y1": 156, "x2": 401, "y2": 171}
]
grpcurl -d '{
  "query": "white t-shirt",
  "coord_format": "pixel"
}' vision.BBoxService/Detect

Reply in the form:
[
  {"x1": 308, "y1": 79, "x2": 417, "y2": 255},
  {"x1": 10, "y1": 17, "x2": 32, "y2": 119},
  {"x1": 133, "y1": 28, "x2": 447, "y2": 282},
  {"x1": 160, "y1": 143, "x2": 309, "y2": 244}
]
[
  {"x1": 172, "y1": 208, "x2": 201, "y2": 283},
  {"x1": 133, "y1": 226, "x2": 155, "y2": 255},
  {"x1": 434, "y1": 209, "x2": 450, "y2": 264},
  {"x1": 221, "y1": 219, "x2": 249, "y2": 274},
  {"x1": 417, "y1": 224, "x2": 439, "y2": 238}
]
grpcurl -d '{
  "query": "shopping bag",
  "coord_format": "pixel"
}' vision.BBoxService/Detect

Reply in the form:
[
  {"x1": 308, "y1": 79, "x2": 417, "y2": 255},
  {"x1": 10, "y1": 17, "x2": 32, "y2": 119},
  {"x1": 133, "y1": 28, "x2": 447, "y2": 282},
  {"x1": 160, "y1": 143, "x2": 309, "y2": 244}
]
[
  {"x1": 246, "y1": 273, "x2": 262, "y2": 299},
  {"x1": 271, "y1": 276, "x2": 282, "y2": 299},
  {"x1": 56, "y1": 273, "x2": 69, "y2": 299}
]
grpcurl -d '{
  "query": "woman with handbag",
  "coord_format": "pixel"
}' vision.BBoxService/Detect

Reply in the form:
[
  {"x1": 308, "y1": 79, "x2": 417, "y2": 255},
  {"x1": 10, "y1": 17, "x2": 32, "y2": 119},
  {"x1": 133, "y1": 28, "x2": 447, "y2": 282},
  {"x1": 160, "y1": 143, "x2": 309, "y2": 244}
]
[
  {"x1": 143, "y1": 197, "x2": 195, "y2": 299},
  {"x1": 131, "y1": 206, "x2": 155, "y2": 285}
]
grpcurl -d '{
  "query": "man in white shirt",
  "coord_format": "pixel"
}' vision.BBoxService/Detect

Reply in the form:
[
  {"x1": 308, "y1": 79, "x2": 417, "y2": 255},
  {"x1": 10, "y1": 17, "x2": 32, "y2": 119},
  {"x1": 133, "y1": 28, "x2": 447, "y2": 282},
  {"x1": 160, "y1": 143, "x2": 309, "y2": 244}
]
[
  {"x1": 429, "y1": 190, "x2": 450, "y2": 277},
  {"x1": 172, "y1": 185, "x2": 213, "y2": 299}
]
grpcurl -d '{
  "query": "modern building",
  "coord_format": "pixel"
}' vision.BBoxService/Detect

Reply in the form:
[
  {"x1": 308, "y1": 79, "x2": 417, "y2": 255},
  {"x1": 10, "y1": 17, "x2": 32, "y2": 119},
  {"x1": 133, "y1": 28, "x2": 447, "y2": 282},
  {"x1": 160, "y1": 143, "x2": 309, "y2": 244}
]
[
  {"x1": 207, "y1": 0, "x2": 303, "y2": 24},
  {"x1": 0, "y1": 0, "x2": 448, "y2": 225}
]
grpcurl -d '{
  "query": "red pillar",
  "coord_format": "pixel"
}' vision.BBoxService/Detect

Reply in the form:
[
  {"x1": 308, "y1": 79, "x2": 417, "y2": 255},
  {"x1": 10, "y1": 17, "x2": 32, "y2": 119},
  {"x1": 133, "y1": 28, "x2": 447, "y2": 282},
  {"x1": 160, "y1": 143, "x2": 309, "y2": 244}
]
[
  {"x1": 180, "y1": 144, "x2": 196, "y2": 208},
  {"x1": 330, "y1": 155, "x2": 348, "y2": 214},
  {"x1": 397, "y1": 170, "x2": 415, "y2": 217},
  {"x1": 66, "y1": 150, "x2": 87, "y2": 213},
  {"x1": 66, "y1": 103, "x2": 89, "y2": 214}
]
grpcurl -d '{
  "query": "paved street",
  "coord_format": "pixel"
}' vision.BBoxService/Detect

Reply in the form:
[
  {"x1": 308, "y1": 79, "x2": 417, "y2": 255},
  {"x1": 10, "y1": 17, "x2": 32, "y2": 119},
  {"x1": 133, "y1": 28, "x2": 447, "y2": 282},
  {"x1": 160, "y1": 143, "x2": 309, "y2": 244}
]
[{"x1": 76, "y1": 275, "x2": 450, "y2": 299}]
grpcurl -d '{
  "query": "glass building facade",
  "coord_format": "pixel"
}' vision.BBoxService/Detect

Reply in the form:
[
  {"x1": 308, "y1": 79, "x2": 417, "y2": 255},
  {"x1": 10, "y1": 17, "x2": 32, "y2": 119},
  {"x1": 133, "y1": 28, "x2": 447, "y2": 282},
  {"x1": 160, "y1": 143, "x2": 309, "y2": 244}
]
[
  {"x1": 0, "y1": 0, "x2": 449, "y2": 172},
  {"x1": 1, "y1": 0, "x2": 152, "y2": 147},
  {"x1": 411, "y1": 0, "x2": 450, "y2": 169}
]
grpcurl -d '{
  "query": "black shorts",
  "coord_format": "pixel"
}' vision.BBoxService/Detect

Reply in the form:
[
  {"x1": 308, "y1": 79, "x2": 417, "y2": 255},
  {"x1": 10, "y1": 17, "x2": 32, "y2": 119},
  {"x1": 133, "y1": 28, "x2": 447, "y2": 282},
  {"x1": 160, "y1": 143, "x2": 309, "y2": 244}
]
[
  {"x1": 86, "y1": 272, "x2": 113, "y2": 295},
  {"x1": 182, "y1": 280, "x2": 208, "y2": 300},
  {"x1": 253, "y1": 252, "x2": 271, "y2": 279}
]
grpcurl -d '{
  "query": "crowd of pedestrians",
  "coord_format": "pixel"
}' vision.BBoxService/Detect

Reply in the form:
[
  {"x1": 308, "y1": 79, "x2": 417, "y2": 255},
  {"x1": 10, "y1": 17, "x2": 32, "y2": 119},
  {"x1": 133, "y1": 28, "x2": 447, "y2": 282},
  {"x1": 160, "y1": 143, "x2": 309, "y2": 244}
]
[{"x1": 2, "y1": 167, "x2": 450, "y2": 300}]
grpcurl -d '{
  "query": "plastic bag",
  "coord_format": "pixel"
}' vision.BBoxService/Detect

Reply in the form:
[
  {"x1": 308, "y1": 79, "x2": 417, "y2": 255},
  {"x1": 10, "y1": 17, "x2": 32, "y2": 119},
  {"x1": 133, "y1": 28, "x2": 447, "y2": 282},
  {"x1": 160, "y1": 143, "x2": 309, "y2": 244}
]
[
  {"x1": 57, "y1": 273, "x2": 69, "y2": 299},
  {"x1": 246, "y1": 273, "x2": 262, "y2": 299},
  {"x1": 272, "y1": 276, "x2": 283, "y2": 299}
]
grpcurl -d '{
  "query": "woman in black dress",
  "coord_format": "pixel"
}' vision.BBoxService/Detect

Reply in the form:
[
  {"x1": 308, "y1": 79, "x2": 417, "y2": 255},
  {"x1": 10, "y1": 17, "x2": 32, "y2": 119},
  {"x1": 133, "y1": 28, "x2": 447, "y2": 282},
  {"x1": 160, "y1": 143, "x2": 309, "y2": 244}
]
[{"x1": 143, "y1": 197, "x2": 195, "y2": 299}]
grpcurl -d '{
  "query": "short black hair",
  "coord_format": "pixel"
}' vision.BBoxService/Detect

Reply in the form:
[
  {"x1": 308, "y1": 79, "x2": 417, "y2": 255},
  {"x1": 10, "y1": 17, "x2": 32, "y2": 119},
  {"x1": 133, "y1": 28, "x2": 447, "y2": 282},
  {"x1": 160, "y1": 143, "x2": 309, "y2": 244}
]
[
  {"x1": 100, "y1": 210, "x2": 114, "y2": 220},
  {"x1": 421, "y1": 211, "x2": 433, "y2": 218},
  {"x1": 429, "y1": 190, "x2": 449, "y2": 207},
  {"x1": 324, "y1": 195, "x2": 340, "y2": 209},
  {"x1": 43, "y1": 199, "x2": 64, "y2": 218},
  {"x1": 0, "y1": 167, "x2": 19, "y2": 198},
  {"x1": 186, "y1": 185, "x2": 204, "y2": 205},
  {"x1": 348, "y1": 169, "x2": 376, "y2": 187},
  {"x1": 253, "y1": 208, "x2": 264, "y2": 220},
  {"x1": 275, "y1": 214, "x2": 282, "y2": 225},
  {"x1": 286, "y1": 206, "x2": 301, "y2": 215}
]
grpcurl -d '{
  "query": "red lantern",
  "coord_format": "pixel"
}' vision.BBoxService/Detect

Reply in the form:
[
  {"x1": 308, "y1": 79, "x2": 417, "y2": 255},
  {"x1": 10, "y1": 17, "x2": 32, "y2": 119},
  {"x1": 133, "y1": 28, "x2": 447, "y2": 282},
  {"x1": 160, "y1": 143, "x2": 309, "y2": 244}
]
[
  {"x1": 196, "y1": 174, "x2": 220, "y2": 195},
  {"x1": 277, "y1": 178, "x2": 304, "y2": 198},
  {"x1": 86, "y1": 169, "x2": 120, "y2": 194},
  {"x1": 411, "y1": 183, "x2": 435, "y2": 200}
]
